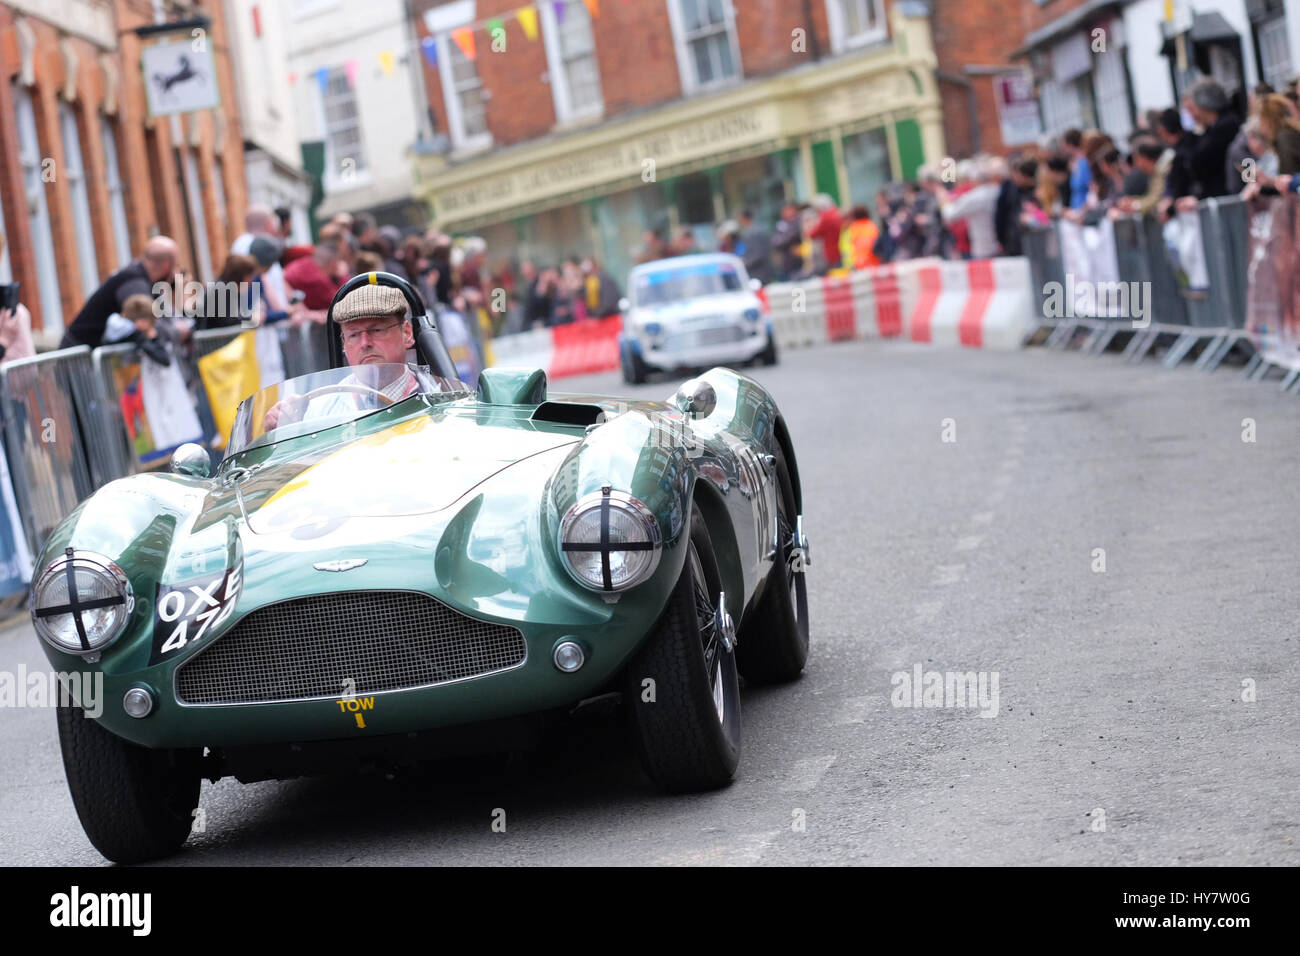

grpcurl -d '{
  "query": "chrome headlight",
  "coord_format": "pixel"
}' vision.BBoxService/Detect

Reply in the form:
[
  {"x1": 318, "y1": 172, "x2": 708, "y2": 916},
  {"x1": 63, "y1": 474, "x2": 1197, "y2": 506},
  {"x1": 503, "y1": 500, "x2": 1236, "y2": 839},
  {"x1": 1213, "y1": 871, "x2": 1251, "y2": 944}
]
[
  {"x1": 31, "y1": 549, "x2": 135, "y2": 657},
  {"x1": 559, "y1": 489, "x2": 661, "y2": 592}
]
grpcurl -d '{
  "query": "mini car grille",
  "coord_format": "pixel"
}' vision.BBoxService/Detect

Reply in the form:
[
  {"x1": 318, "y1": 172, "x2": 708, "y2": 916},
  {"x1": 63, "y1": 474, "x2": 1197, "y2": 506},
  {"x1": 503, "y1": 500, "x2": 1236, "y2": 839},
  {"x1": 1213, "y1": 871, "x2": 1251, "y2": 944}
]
[
  {"x1": 175, "y1": 591, "x2": 527, "y2": 705},
  {"x1": 663, "y1": 326, "x2": 748, "y2": 349}
]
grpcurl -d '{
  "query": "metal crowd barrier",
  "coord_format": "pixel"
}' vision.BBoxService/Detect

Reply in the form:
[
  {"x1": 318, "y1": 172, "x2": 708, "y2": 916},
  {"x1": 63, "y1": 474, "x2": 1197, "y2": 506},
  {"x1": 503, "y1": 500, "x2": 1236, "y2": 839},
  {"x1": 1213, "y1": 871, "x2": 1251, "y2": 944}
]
[
  {"x1": 1023, "y1": 197, "x2": 1259, "y2": 374},
  {"x1": 0, "y1": 348, "x2": 109, "y2": 556},
  {"x1": 0, "y1": 319, "x2": 337, "y2": 562}
]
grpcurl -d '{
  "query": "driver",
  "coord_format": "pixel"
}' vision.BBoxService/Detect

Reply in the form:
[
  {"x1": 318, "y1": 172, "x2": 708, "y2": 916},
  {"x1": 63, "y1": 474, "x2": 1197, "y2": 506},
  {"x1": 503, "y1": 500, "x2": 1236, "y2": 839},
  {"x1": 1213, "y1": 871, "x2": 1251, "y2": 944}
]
[{"x1": 263, "y1": 284, "x2": 420, "y2": 430}]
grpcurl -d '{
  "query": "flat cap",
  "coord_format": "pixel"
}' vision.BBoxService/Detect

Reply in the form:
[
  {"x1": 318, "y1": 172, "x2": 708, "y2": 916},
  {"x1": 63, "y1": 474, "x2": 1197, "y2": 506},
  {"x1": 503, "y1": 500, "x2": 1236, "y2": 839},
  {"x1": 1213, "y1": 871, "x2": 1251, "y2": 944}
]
[{"x1": 332, "y1": 282, "x2": 410, "y2": 323}]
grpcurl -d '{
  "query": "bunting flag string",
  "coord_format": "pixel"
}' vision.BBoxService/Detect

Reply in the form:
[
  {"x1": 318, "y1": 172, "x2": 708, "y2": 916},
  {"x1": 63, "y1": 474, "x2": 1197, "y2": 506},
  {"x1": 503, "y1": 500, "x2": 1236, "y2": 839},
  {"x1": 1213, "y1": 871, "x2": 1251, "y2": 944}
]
[
  {"x1": 516, "y1": 6, "x2": 539, "y2": 41},
  {"x1": 351, "y1": 1, "x2": 609, "y2": 84},
  {"x1": 451, "y1": 26, "x2": 476, "y2": 61}
]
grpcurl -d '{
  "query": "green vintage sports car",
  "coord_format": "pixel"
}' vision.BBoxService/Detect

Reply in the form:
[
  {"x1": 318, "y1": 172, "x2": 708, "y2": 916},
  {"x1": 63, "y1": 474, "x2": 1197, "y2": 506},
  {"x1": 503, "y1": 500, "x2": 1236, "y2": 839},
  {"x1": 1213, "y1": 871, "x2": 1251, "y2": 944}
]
[{"x1": 30, "y1": 274, "x2": 810, "y2": 863}]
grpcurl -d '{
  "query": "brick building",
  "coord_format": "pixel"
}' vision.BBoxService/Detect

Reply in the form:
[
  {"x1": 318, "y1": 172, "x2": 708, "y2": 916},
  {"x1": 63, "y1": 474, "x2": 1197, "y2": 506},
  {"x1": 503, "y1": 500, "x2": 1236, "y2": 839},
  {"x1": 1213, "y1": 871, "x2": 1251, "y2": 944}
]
[
  {"x1": 0, "y1": 0, "x2": 248, "y2": 347},
  {"x1": 411, "y1": 0, "x2": 948, "y2": 280}
]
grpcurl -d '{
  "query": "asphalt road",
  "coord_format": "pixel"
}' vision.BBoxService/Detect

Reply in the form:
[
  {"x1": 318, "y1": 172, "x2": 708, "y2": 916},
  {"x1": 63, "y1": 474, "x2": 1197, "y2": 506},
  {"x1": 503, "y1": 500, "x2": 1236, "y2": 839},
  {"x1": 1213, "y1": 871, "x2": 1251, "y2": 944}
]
[{"x1": 2, "y1": 340, "x2": 1297, "y2": 866}]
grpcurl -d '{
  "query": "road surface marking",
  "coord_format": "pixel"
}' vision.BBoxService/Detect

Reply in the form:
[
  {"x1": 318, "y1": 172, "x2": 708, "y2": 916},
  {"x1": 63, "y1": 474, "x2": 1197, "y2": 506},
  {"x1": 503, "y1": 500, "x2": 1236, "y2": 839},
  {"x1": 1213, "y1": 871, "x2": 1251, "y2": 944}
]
[
  {"x1": 954, "y1": 535, "x2": 983, "y2": 552},
  {"x1": 783, "y1": 754, "x2": 838, "y2": 792},
  {"x1": 933, "y1": 564, "x2": 966, "y2": 585}
]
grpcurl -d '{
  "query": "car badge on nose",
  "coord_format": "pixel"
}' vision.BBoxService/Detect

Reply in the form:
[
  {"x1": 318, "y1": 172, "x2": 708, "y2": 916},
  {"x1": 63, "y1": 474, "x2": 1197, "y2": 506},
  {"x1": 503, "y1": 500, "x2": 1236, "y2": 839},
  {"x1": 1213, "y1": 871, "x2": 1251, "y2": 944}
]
[{"x1": 313, "y1": 558, "x2": 368, "y2": 573}]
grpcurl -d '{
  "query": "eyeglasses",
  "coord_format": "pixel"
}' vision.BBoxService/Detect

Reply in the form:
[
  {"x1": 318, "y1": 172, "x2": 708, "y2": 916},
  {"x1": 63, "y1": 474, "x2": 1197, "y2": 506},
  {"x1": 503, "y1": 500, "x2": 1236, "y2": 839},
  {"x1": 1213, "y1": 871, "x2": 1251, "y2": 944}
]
[{"x1": 340, "y1": 321, "x2": 403, "y2": 345}]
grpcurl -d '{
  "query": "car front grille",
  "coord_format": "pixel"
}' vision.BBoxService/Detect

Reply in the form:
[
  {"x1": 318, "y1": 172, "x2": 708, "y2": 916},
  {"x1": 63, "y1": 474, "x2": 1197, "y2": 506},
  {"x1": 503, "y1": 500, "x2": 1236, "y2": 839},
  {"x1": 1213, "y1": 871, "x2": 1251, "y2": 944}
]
[
  {"x1": 662, "y1": 325, "x2": 748, "y2": 349},
  {"x1": 175, "y1": 590, "x2": 527, "y2": 705}
]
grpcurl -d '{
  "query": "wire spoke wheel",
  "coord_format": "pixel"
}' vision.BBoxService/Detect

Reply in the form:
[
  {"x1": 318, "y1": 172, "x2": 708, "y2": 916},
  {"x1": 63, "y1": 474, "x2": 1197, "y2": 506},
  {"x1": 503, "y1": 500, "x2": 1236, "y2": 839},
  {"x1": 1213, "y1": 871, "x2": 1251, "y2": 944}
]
[{"x1": 625, "y1": 510, "x2": 740, "y2": 792}]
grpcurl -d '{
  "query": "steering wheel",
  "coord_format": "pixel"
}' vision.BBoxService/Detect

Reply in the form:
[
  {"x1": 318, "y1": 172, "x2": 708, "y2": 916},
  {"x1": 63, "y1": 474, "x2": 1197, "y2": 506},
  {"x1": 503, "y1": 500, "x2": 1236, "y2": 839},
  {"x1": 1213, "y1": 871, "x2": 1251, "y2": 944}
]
[{"x1": 298, "y1": 383, "x2": 396, "y2": 406}]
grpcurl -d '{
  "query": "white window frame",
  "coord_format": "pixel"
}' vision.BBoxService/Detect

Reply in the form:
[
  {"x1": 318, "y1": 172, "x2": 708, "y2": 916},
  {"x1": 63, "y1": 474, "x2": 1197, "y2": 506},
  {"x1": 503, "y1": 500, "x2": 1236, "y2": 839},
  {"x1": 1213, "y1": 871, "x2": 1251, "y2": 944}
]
[
  {"x1": 825, "y1": 0, "x2": 888, "y2": 54},
  {"x1": 99, "y1": 116, "x2": 132, "y2": 270},
  {"x1": 1258, "y1": 17, "x2": 1293, "y2": 91},
  {"x1": 0, "y1": 182, "x2": 11, "y2": 283},
  {"x1": 182, "y1": 147, "x2": 213, "y2": 282},
  {"x1": 312, "y1": 64, "x2": 373, "y2": 194},
  {"x1": 436, "y1": 33, "x2": 492, "y2": 153},
  {"x1": 59, "y1": 101, "x2": 100, "y2": 297},
  {"x1": 666, "y1": 0, "x2": 743, "y2": 95},
  {"x1": 14, "y1": 83, "x2": 62, "y2": 330},
  {"x1": 541, "y1": 0, "x2": 604, "y2": 124},
  {"x1": 292, "y1": 0, "x2": 339, "y2": 19}
]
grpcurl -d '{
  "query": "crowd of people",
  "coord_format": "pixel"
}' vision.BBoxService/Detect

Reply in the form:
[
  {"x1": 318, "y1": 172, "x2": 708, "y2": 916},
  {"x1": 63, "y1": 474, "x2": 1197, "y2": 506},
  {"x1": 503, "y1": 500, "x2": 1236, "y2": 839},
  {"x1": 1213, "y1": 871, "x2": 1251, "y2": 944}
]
[
  {"x1": 18, "y1": 73, "x2": 1300, "y2": 364},
  {"x1": 625, "y1": 76, "x2": 1300, "y2": 285}
]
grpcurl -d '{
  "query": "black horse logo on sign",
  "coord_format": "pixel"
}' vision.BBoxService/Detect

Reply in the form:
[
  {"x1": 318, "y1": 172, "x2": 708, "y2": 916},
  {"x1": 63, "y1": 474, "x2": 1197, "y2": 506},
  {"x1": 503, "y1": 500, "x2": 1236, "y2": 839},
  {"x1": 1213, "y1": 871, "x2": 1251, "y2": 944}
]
[{"x1": 151, "y1": 55, "x2": 206, "y2": 106}]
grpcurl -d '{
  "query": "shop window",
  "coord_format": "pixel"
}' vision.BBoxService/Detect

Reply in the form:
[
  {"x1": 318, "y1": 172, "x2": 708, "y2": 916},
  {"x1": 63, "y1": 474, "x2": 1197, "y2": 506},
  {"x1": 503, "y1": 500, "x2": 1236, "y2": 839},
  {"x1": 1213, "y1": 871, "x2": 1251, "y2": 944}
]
[
  {"x1": 1038, "y1": 77, "x2": 1096, "y2": 136},
  {"x1": 436, "y1": 34, "x2": 490, "y2": 152},
  {"x1": 1256, "y1": 17, "x2": 1293, "y2": 90},
  {"x1": 59, "y1": 102, "x2": 99, "y2": 296},
  {"x1": 542, "y1": 0, "x2": 603, "y2": 122},
  {"x1": 842, "y1": 128, "x2": 890, "y2": 208},
  {"x1": 826, "y1": 0, "x2": 887, "y2": 53},
  {"x1": 99, "y1": 117, "x2": 132, "y2": 269},
  {"x1": 676, "y1": 172, "x2": 716, "y2": 227},
  {"x1": 1092, "y1": 43, "x2": 1133, "y2": 144},
  {"x1": 13, "y1": 83, "x2": 62, "y2": 330},
  {"x1": 669, "y1": 0, "x2": 741, "y2": 93},
  {"x1": 317, "y1": 66, "x2": 369, "y2": 189}
]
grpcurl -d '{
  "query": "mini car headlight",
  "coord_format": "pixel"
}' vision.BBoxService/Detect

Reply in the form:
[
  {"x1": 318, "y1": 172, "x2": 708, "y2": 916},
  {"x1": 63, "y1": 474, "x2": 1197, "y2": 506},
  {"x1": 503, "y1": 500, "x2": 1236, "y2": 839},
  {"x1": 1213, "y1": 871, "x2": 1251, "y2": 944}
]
[
  {"x1": 559, "y1": 489, "x2": 661, "y2": 592},
  {"x1": 743, "y1": 307, "x2": 761, "y2": 321},
  {"x1": 643, "y1": 321, "x2": 663, "y2": 338},
  {"x1": 31, "y1": 550, "x2": 134, "y2": 657}
]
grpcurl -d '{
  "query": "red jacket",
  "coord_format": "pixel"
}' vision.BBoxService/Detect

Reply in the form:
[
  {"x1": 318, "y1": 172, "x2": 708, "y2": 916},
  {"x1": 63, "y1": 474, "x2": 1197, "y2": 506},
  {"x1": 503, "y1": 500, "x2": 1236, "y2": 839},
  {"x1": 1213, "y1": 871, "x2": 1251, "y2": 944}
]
[
  {"x1": 809, "y1": 208, "x2": 843, "y2": 268},
  {"x1": 283, "y1": 256, "x2": 342, "y2": 310}
]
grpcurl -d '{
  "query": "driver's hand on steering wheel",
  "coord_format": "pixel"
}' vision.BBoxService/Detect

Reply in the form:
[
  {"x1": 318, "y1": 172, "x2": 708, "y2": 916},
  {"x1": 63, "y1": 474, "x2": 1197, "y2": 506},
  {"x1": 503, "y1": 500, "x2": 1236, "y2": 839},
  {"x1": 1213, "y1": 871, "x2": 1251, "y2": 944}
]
[{"x1": 264, "y1": 395, "x2": 306, "y2": 431}]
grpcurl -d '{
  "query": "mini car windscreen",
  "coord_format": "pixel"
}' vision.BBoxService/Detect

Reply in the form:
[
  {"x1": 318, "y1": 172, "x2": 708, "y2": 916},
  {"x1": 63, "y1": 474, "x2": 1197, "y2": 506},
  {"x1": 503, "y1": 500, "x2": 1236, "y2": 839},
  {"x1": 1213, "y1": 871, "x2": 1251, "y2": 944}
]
[
  {"x1": 226, "y1": 364, "x2": 458, "y2": 457},
  {"x1": 635, "y1": 262, "x2": 743, "y2": 306}
]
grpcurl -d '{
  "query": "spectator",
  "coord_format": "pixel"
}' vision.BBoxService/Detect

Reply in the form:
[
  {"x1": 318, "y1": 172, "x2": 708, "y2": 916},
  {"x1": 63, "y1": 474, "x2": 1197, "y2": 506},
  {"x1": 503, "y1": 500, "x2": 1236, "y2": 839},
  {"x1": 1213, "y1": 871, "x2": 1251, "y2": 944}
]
[
  {"x1": 373, "y1": 225, "x2": 408, "y2": 280},
  {"x1": 1112, "y1": 140, "x2": 1166, "y2": 218},
  {"x1": 736, "y1": 209, "x2": 772, "y2": 282},
  {"x1": 841, "y1": 205, "x2": 879, "y2": 270},
  {"x1": 771, "y1": 204, "x2": 803, "y2": 278},
  {"x1": 940, "y1": 162, "x2": 974, "y2": 258},
  {"x1": 519, "y1": 261, "x2": 552, "y2": 327},
  {"x1": 1038, "y1": 153, "x2": 1071, "y2": 216},
  {"x1": 1257, "y1": 93, "x2": 1300, "y2": 175},
  {"x1": 425, "y1": 232, "x2": 453, "y2": 306},
  {"x1": 283, "y1": 237, "x2": 345, "y2": 312},
  {"x1": 61, "y1": 236, "x2": 178, "y2": 348},
  {"x1": 1062, "y1": 128, "x2": 1092, "y2": 209},
  {"x1": 938, "y1": 156, "x2": 1001, "y2": 259},
  {"x1": 637, "y1": 229, "x2": 667, "y2": 264},
  {"x1": 995, "y1": 157, "x2": 1033, "y2": 256},
  {"x1": 1157, "y1": 107, "x2": 1197, "y2": 218},
  {"x1": 580, "y1": 257, "x2": 622, "y2": 319},
  {"x1": 807, "y1": 194, "x2": 843, "y2": 272},
  {"x1": 668, "y1": 228, "x2": 697, "y2": 257},
  {"x1": 199, "y1": 254, "x2": 259, "y2": 330},
  {"x1": 274, "y1": 206, "x2": 293, "y2": 240},
  {"x1": 1181, "y1": 79, "x2": 1241, "y2": 205},
  {"x1": 103, "y1": 293, "x2": 173, "y2": 365},
  {"x1": 0, "y1": 232, "x2": 34, "y2": 364},
  {"x1": 716, "y1": 219, "x2": 741, "y2": 254}
]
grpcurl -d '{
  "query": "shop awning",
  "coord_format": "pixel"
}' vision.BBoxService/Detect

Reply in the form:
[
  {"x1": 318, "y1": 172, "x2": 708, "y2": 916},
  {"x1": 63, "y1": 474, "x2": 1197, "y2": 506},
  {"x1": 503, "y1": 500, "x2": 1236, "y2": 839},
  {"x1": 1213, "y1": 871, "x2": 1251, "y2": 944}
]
[
  {"x1": 1159, "y1": 11, "x2": 1241, "y2": 57},
  {"x1": 1010, "y1": 0, "x2": 1134, "y2": 58}
]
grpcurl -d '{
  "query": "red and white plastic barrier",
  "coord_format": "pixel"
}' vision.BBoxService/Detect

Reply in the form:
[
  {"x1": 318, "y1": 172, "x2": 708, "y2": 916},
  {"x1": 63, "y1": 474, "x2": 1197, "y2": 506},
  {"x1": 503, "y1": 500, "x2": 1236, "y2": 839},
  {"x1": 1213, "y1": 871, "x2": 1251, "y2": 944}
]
[
  {"x1": 766, "y1": 256, "x2": 1033, "y2": 351},
  {"x1": 486, "y1": 316, "x2": 620, "y2": 381},
  {"x1": 487, "y1": 257, "x2": 1034, "y2": 380}
]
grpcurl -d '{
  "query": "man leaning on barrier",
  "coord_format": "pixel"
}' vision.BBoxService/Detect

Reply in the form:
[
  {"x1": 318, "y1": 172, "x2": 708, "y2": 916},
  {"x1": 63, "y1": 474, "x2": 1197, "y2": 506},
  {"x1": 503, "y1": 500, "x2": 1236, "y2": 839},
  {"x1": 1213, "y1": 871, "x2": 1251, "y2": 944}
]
[
  {"x1": 61, "y1": 237, "x2": 179, "y2": 349},
  {"x1": 262, "y1": 285, "x2": 419, "y2": 431}
]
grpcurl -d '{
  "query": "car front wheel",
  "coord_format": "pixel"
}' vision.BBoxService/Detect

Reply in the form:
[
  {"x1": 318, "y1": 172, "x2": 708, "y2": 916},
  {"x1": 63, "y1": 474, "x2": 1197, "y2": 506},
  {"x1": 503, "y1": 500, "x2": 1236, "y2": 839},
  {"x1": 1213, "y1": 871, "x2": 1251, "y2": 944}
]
[
  {"x1": 625, "y1": 509, "x2": 740, "y2": 792},
  {"x1": 57, "y1": 704, "x2": 202, "y2": 864}
]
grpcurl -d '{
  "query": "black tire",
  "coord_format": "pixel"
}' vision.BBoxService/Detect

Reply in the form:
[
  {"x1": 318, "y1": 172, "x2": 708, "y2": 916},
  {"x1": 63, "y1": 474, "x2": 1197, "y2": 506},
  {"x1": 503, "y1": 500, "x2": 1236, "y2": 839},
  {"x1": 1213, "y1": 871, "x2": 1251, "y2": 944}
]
[
  {"x1": 625, "y1": 510, "x2": 740, "y2": 792},
  {"x1": 737, "y1": 443, "x2": 809, "y2": 684},
  {"x1": 759, "y1": 334, "x2": 779, "y2": 366},
  {"x1": 57, "y1": 704, "x2": 202, "y2": 864},
  {"x1": 621, "y1": 343, "x2": 648, "y2": 385}
]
